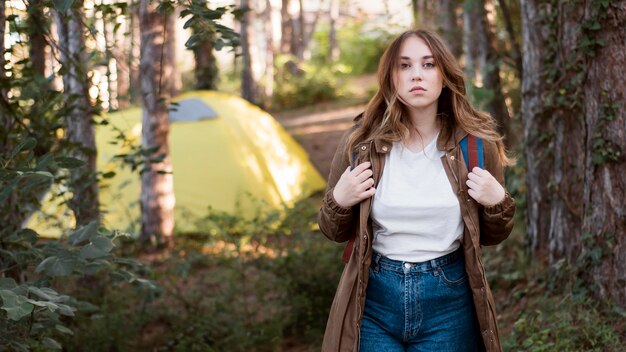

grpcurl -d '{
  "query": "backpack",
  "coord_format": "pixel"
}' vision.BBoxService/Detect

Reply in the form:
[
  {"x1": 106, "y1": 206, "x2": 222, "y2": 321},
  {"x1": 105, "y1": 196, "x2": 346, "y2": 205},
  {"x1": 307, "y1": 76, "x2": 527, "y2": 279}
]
[{"x1": 340, "y1": 134, "x2": 484, "y2": 263}]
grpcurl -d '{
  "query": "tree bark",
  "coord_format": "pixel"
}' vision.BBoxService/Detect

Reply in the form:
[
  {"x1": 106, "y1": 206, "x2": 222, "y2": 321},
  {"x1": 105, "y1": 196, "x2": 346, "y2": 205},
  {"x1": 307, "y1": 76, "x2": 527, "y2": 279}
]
[
  {"x1": 521, "y1": 0, "x2": 626, "y2": 307},
  {"x1": 55, "y1": 0, "x2": 100, "y2": 226},
  {"x1": 496, "y1": 0, "x2": 522, "y2": 79},
  {"x1": 168, "y1": 6, "x2": 181, "y2": 96},
  {"x1": 477, "y1": 0, "x2": 512, "y2": 146},
  {"x1": 114, "y1": 13, "x2": 130, "y2": 109},
  {"x1": 263, "y1": 0, "x2": 274, "y2": 107},
  {"x1": 0, "y1": 0, "x2": 5, "y2": 86},
  {"x1": 139, "y1": 0, "x2": 175, "y2": 248},
  {"x1": 129, "y1": 1, "x2": 141, "y2": 104},
  {"x1": 192, "y1": 0, "x2": 218, "y2": 90},
  {"x1": 27, "y1": 0, "x2": 47, "y2": 77},
  {"x1": 579, "y1": 0, "x2": 626, "y2": 307},
  {"x1": 463, "y1": 0, "x2": 480, "y2": 83},
  {"x1": 240, "y1": 0, "x2": 257, "y2": 103},
  {"x1": 437, "y1": 0, "x2": 462, "y2": 59}
]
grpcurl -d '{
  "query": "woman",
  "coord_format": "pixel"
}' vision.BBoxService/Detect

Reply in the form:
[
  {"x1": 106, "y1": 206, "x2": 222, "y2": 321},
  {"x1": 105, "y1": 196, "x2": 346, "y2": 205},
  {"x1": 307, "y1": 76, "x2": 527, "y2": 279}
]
[{"x1": 318, "y1": 29, "x2": 516, "y2": 352}]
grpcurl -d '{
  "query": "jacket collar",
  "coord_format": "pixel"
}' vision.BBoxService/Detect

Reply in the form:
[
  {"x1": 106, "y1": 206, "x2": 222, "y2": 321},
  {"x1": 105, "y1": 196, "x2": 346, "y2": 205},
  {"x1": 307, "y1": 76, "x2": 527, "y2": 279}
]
[{"x1": 357, "y1": 122, "x2": 468, "y2": 154}]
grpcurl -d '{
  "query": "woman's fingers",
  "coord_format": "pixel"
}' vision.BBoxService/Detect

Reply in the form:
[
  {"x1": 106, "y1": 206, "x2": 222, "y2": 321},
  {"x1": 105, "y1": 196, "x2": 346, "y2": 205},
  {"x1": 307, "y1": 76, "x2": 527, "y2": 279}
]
[{"x1": 355, "y1": 168, "x2": 373, "y2": 184}]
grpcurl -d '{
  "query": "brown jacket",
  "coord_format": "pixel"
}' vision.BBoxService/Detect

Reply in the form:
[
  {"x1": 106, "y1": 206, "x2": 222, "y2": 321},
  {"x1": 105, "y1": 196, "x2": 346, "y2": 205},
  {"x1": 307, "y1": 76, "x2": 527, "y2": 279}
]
[{"x1": 318, "y1": 121, "x2": 516, "y2": 351}]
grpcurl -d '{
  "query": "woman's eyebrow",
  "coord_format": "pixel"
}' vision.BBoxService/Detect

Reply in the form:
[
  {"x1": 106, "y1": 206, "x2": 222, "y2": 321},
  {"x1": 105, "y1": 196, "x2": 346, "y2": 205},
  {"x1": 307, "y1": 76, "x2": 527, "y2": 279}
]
[{"x1": 400, "y1": 55, "x2": 434, "y2": 60}]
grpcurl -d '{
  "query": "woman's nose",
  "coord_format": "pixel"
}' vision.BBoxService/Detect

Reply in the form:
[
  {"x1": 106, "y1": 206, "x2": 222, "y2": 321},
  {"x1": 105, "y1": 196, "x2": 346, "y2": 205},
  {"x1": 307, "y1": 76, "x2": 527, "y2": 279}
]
[{"x1": 411, "y1": 67, "x2": 423, "y2": 81}]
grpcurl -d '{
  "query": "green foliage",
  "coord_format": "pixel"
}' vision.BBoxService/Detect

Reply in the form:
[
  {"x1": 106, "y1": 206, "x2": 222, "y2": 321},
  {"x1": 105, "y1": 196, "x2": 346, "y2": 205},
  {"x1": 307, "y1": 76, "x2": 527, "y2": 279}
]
[
  {"x1": 503, "y1": 296, "x2": 624, "y2": 351},
  {"x1": 311, "y1": 22, "x2": 393, "y2": 75},
  {"x1": 63, "y1": 197, "x2": 342, "y2": 351},
  {"x1": 272, "y1": 59, "x2": 352, "y2": 110},
  {"x1": 180, "y1": 1, "x2": 241, "y2": 52},
  {"x1": 592, "y1": 91, "x2": 621, "y2": 165}
]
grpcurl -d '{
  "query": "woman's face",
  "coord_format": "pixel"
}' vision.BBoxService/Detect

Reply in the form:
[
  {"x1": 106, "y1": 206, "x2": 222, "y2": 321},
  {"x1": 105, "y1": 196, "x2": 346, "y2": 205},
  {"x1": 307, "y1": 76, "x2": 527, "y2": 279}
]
[{"x1": 393, "y1": 36, "x2": 444, "y2": 112}]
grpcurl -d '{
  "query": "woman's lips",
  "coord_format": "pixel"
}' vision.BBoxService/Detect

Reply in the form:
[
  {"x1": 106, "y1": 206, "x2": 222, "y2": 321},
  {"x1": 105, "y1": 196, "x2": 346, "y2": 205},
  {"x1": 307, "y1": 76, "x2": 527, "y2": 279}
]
[{"x1": 410, "y1": 86, "x2": 426, "y2": 92}]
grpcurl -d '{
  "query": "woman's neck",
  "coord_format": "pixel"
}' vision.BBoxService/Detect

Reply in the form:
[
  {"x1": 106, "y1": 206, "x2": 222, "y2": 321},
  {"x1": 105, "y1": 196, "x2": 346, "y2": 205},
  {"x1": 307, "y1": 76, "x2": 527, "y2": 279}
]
[{"x1": 407, "y1": 104, "x2": 440, "y2": 142}]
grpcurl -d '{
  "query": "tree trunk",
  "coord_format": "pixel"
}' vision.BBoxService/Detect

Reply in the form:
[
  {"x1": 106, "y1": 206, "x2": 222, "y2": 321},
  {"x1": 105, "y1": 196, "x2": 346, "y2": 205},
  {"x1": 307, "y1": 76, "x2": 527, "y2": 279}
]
[
  {"x1": 129, "y1": 1, "x2": 141, "y2": 104},
  {"x1": 168, "y1": 6, "x2": 181, "y2": 96},
  {"x1": 521, "y1": 0, "x2": 626, "y2": 307},
  {"x1": 100, "y1": 7, "x2": 115, "y2": 110},
  {"x1": 0, "y1": 0, "x2": 5, "y2": 86},
  {"x1": 263, "y1": 0, "x2": 274, "y2": 107},
  {"x1": 329, "y1": 0, "x2": 339, "y2": 61},
  {"x1": 462, "y1": 0, "x2": 480, "y2": 83},
  {"x1": 139, "y1": 0, "x2": 175, "y2": 248},
  {"x1": 55, "y1": 1, "x2": 100, "y2": 226},
  {"x1": 437, "y1": 0, "x2": 462, "y2": 59},
  {"x1": 192, "y1": 0, "x2": 218, "y2": 90},
  {"x1": 496, "y1": 0, "x2": 522, "y2": 79},
  {"x1": 280, "y1": 0, "x2": 292, "y2": 55},
  {"x1": 579, "y1": 1, "x2": 626, "y2": 307},
  {"x1": 477, "y1": 0, "x2": 512, "y2": 146},
  {"x1": 240, "y1": 0, "x2": 256, "y2": 103},
  {"x1": 114, "y1": 14, "x2": 130, "y2": 109},
  {"x1": 27, "y1": 0, "x2": 47, "y2": 77}
]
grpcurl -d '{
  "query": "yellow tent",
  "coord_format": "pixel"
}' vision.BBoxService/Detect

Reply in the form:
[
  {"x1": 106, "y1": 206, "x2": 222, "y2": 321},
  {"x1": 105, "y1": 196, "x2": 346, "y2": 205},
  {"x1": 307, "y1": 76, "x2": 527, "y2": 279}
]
[{"x1": 28, "y1": 91, "x2": 325, "y2": 237}]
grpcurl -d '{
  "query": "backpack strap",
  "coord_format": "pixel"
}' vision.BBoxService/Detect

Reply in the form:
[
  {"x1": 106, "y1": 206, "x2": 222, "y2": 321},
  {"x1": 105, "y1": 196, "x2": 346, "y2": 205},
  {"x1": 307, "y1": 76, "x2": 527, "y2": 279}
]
[{"x1": 459, "y1": 134, "x2": 485, "y2": 171}]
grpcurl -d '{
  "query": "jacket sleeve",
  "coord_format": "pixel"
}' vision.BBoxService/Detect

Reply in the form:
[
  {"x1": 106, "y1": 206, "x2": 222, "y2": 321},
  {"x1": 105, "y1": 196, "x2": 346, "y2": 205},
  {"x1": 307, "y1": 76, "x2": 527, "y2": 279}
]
[
  {"x1": 317, "y1": 128, "x2": 357, "y2": 243},
  {"x1": 479, "y1": 140, "x2": 516, "y2": 246}
]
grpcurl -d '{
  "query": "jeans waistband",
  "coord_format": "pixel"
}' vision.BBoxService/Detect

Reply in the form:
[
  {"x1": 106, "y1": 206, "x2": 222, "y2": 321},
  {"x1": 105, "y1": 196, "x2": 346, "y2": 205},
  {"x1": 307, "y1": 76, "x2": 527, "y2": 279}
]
[{"x1": 371, "y1": 247, "x2": 463, "y2": 273}]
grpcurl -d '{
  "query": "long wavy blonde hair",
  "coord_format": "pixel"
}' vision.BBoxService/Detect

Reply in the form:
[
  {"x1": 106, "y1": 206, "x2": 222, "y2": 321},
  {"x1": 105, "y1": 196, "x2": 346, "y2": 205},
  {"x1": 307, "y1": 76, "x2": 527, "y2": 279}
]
[{"x1": 347, "y1": 29, "x2": 512, "y2": 166}]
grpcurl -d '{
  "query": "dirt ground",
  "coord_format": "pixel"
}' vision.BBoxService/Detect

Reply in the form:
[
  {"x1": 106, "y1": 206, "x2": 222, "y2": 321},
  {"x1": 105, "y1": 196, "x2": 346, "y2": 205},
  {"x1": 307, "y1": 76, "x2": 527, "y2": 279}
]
[{"x1": 275, "y1": 103, "x2": 366, "y2": 179}]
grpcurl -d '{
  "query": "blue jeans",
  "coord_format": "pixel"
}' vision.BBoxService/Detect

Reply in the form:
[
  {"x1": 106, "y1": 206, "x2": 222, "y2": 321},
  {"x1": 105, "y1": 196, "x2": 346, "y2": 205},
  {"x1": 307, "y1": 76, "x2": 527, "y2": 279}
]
[{"x1": 359, "y1": 248, "x2": 480, "y2": 351}]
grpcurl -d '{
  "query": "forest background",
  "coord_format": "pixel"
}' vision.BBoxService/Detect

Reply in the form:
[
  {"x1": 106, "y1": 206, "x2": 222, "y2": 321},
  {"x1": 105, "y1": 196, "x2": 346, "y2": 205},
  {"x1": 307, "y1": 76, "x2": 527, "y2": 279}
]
[{"x1": 0, "y1": 0, "x2": 624, "y2": 351}]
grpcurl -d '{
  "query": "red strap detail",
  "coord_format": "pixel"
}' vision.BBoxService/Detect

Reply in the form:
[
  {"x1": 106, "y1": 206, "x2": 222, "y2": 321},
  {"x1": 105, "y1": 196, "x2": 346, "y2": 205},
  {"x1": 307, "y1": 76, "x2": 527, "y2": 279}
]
[
  {"x1": 467, "y1": 135, "x2": 479, "y2": 172},
  {"x1": 342, "y1": 238, "x2": 355, "y2": 263}
]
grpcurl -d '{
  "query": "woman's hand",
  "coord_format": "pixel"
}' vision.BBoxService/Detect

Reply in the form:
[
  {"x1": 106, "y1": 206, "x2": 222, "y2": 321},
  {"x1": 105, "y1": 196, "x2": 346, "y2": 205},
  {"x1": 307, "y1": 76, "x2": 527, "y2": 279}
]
[
  {"x1": 466, "y1": 167, "x2": 506, "y2": 206},
  {"x1": 332, "y1": 161, "x2": 376, "y2": 208}
]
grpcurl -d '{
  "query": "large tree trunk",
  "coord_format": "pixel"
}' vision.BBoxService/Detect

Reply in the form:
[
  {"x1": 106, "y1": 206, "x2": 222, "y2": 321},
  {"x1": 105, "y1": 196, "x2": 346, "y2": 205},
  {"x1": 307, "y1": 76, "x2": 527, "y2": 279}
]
[
  {"x1": 27, "y1": 0, "x2": 47, "y2": 77},
  {"x1": 240, "y1": 0, "x2": 256, "y2": 103},
  {"x1": 139, "y1": 0, "x2": 175, "y2": 248},
  {"x1": 55, "y1": 1, "x2": 100, "y2": 226},
  {"x1": 521, "y1": 0, "x2": 626, "y2": 307},
  {"x1": 437, "y1": 0, "x2": 462, "y2": 59}
]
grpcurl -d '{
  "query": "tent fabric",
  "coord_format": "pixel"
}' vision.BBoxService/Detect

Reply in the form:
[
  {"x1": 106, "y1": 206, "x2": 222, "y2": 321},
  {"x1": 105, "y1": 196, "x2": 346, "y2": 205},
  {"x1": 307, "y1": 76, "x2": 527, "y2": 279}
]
[
  {"x1": 28, "y1": 91, "x2": 326, "y2": 237},
  {"x1": 169, "y1": 98, "x2": 218, "y2": 122}
]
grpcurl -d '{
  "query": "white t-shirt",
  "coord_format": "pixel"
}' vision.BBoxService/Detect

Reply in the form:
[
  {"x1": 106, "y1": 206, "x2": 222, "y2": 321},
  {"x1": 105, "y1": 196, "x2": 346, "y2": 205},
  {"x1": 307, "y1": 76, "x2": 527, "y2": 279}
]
[{"x1": 371, "y1": 133, "x2": 464, "y2": 262}]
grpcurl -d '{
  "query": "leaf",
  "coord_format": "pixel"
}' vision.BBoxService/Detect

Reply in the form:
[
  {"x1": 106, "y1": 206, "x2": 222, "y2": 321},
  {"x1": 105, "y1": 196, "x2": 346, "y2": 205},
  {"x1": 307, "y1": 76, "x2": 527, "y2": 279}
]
[
  {"x1": 55, "y1": 156, "x2": 86, "y2": 169},
  {"x1": 34, "y1": 171, "x2": 54, "y2": 178},
  {"x1": 35, "y1": 256, "x2": 76, "y2": 276},
  {"x1": 29, "y1": 286, "x2": 61, "y2": 302},
  {"x1": 0, "y1": 278, "x2": 17, "y2": 289},
  {"x1": 25, "y1": 298, "x2": 59, "y2": 312},
  {"x1": 36, "y1": 153, "x2": 54, "y2": 170},
  {"x1": 92, "y1": 236, "x2": 114, "y2": 253},
  {"x1": 17, "y1": 229, "x2": 39, "y2": 245},
  {"x1": 52, "y1": 0, "x2": 74, "y2": 12},
  {"x1": 79, "y1": 244, "x2": 108, "y2": 259},
  {"x1": 0, "y1": 290, "x2": 34, "y2": 321},
  {"x1": 56, "y1": 303, "x2": 76, "y2": 316},
  {"x1": 69, "y1": 221, "x2": 99, "y2": 245},
  {"x1": 9, "y1": 138, "x2": 37, "y2": 159},
  {"x1": 42, "y1": 337, "x2": 62, "y2": 350},
  {"x1": 55, "y1": 324, "x2": 74, "y2": 335}
]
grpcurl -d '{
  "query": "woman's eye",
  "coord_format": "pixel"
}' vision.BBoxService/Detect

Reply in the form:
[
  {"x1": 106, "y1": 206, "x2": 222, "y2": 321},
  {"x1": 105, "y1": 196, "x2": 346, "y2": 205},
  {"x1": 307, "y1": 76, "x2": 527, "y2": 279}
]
[
  {"x1": 423, "y1": 62, "x2": 435, "y2": 69},
  {"x1": 400, "y1": 63, "x2": 410, "y2": 69}
]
